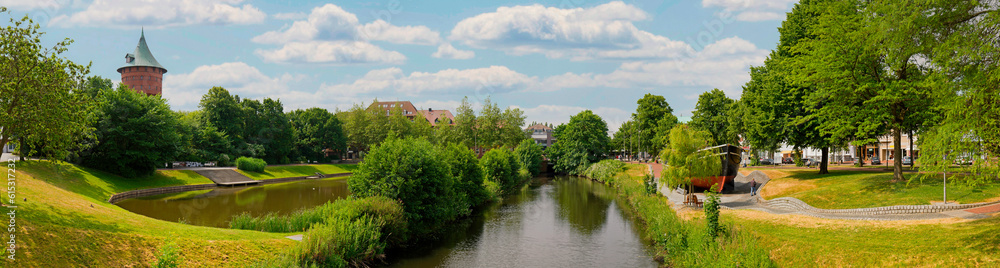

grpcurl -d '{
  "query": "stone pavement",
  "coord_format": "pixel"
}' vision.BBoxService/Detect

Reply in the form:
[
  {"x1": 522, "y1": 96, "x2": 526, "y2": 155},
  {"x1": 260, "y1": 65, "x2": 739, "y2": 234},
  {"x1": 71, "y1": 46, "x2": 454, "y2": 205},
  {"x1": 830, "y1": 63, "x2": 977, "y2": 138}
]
[{"x1": 652, "y1": 166, "x2": 999, "y2": 221}]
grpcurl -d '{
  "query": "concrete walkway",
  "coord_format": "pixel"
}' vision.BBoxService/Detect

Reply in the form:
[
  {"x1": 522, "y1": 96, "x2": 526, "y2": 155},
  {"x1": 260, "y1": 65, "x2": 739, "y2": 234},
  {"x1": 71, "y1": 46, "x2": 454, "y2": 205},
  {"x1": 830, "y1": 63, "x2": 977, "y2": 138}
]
[
  {"x1": 194, "y1": 169, "x2": 261, "y2": 186},
  {"x1": 651, "y1": 165, "x2": 998, "y2": 221}
]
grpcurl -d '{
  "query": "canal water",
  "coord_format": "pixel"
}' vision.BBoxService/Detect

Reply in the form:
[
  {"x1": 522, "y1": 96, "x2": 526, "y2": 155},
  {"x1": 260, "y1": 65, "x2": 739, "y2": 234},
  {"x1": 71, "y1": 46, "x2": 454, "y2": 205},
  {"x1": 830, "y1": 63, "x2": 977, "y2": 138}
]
[
  {"x1": 385, "y1": 176, "x2": 657, "y2": 267},
  {"x1": 115, "y1": 178, "x2": 350, "y2": 228},
  {"x1": 116, "y1": 176, "x2": 657, "y2": 266}
]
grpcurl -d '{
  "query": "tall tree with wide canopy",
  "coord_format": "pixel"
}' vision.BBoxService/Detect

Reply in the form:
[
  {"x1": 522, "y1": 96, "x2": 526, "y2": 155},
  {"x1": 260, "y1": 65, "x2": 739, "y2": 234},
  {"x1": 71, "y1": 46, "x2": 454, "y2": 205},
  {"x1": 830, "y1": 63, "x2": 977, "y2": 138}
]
[
  {"x1": 690, "y1": 88, "x2": 737, "y2": 145},
  {"x1": 0, "y1": 9, "x2": 92, "y2": 161},
  {"x1": 548, "y1": 110, "x2": 610, "y2": 174},
  {"x1": 790, "y1": 0, "x2": 957, "y2": 180},
  {"x1": 288, "y1": 108, "x2": 346, "y2": 162},
  {"x1": 633, "y1": 94, "x2": 678, "y2": 158},
  {"x1": 83, "y1": 85, "x2": 179, "y2": 177}
]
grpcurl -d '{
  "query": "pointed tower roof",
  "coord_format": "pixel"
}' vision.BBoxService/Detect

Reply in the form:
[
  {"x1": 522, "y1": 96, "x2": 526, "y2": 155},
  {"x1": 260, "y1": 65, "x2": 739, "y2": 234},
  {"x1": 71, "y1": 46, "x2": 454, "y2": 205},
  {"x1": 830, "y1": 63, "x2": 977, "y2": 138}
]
[{"x1": 118, "y1": 29, "x2": 166, "y2": 72}]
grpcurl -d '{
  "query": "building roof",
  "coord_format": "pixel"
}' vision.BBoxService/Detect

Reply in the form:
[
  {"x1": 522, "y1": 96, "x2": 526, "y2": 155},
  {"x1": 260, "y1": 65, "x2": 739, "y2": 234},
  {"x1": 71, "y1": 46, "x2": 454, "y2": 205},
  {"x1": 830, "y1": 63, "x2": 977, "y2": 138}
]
[
  {"x1": 525, "y1": 124, "x2": 553, "y2": 131},
  {"x1": 118, "y1": 29, "x2": 166, "y2": 72},
  {"x1": 422, "y1": 109, "x2": 455, "y2": 127}
]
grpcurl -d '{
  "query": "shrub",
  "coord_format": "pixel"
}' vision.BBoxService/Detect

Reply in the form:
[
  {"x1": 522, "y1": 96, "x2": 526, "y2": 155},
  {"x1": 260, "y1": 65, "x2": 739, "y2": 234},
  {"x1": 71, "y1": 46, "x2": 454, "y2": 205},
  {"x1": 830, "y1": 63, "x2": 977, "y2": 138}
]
[
  {"x1": 584, "y1": 159, "x2": 626, "y2": 183},
  {"x1": 514, "y1": 139, "x2": 543, "y2": 176},
  {"x1": 704, "y1": 190, "x2": 721, "y2": 239},
  {"x1": 440, "y1": 143, "x2": 490, "y2": 210},
  {"x1": 231, "y1": 196, "x2": 407, "y2": 267},
  {"x1": 481, "y1": 148, "x2": 521, "y2": 193},
  {"x1": 348, "y1": 137, "x2": 461, "y2": 238},
  {"x1": 151, "y1": 241, "x2": 181, "y2": 268},
  {"x1": 229, "y1": 196, "x2": 405, "y2": 237},
  {"x1": 236, "y1": 156, "x2": 267, "y2": 172}
]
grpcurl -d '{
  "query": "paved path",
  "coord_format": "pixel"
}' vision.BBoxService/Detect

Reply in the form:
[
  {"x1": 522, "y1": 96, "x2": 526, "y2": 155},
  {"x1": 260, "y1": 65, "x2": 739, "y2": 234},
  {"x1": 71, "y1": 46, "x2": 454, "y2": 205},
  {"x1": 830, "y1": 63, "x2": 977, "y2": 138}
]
[
  {"x1": 194, "y1": 169, "x2": 261, "y2": 186},
  {"x1": 658, "y1": 170, "x2": 998, "y2": 221}
]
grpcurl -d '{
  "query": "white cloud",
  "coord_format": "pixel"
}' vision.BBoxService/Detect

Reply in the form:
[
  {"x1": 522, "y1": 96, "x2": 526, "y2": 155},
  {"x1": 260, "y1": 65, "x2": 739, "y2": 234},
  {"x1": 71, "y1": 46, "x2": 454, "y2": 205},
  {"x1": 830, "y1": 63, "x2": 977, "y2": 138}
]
[
  {"x1": 702, "y1": 0, "x2": 796, "y2": 22},
  {"x1": 432, "y1": 43, "x2": 475, "y2": 59},
  {"x1": 162, "y1": 62, "x2": 303, "y2": 110},
  {"x1": 0, "y1": 0, "x2": 62, "y2": 10},
  {"x1": 514, "y1": 104, "x2": 631, "y2": 133},
  {"x1": 254, "y1": 41, "x2": 406, "y2": 64},
  {"x1": 253, "y1": 4, "x2": 441, "y2": 64},
  {"x1": 50, "y1": 0, "x2": 266, "y2": 28},
  {"x1": 537, "y1": 37, "x2": 768, "y2": 97},
  {"x1": 450, "y1": 1, "x2": 693, "y2": 60},
  {"x1": 273, "y1": 12, "x2": 307, "y2": 20},
  {"x1": 321, "y1": 66, "x2": 536, "y2": 97}
]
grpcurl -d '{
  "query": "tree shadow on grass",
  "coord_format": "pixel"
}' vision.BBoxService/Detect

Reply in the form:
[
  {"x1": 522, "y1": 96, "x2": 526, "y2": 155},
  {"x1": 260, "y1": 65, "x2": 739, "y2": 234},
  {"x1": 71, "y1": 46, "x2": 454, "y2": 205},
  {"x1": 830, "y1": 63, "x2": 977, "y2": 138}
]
[{"x1": 21, "y1": 160, "x2": 197, "y2": 202}]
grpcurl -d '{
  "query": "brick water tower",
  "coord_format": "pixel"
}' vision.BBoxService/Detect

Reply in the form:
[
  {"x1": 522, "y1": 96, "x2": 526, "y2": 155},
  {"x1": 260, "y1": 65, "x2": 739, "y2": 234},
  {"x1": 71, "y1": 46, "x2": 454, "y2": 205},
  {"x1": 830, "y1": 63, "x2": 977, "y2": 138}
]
[{"x1": 117, "y1": 30, "x2": 167, "y2": 96}]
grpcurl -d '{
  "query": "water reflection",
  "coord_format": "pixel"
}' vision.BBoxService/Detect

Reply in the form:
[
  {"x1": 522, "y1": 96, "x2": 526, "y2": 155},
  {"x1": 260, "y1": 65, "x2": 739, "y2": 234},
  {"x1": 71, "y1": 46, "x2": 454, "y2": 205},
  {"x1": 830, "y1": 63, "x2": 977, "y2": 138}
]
[
  {"x1": 386, "y1": 176, "x2": 655, "y2": 268},
  {"x1": 116, "y1": 178, "x2": 350, "y2": 228}
]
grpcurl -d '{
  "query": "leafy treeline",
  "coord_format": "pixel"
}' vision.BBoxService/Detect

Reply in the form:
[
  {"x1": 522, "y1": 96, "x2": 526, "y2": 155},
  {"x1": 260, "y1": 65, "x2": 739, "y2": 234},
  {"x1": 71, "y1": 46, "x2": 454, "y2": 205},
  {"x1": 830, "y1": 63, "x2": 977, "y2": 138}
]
[
  {"x1": 736, "y1": 0, "x2": 1000, "y2": 181},
  {"x1": 339, "y1": 96, "x2": 527, "y2": 156},
  {"x1": 612, "y1": 94, "x2": 680, "y2": 159}
]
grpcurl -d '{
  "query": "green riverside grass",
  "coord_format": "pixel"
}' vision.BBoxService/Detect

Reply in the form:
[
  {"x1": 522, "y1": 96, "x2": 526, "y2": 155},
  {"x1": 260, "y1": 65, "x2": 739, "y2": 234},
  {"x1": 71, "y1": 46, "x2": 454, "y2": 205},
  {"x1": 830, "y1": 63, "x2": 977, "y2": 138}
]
[
  {"x1": 586, "y1": 161, "x2": 776, "y2": 267},
  {"x1": 9, "y1": 160, "x2": 300, "y2": 267},
  {"x1": 235, "y1": 164, "x2": 356, "y2": 180},
  {"x1": 762, "y1": 169, "x2": 1000, "y2": 209}
]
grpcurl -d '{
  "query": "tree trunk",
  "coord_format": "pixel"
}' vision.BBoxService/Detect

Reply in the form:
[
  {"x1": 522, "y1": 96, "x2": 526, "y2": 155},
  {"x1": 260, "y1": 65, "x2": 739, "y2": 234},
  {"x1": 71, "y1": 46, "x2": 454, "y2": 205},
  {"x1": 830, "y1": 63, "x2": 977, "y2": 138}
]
[
  {"x1": 820, "y1": 146, "x2": 829, "y2": 174},
  {"x1": 857, "y1": 144, "x2": 865, "y2": 166},
  {"x1": 18, "y1": 136, "x2": 25, "y2": 161},
  {"x1": 909, "y1": 129, "x2": 914, "y2": 169},
  {"x1": 893, "y1": 128, "x2": 905, "y2": 181}
]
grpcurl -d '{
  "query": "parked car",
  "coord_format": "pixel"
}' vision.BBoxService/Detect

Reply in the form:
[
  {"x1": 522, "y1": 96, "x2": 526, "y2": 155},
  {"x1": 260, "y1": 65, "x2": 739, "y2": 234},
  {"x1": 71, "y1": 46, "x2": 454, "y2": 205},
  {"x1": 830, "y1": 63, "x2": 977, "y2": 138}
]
[
  {"x1": 870, "y1": 156, "x2": 882, "y2": 165},
  {"x1": 760, "y1": 158, "x2": 774, "y2": 165},
  {"x1": 901, "y1": 156, "x2": 913, "y2": 165},
  {"x1": 954, "y1": 157, "x2": 973, "y2": 166},
  {"x1": 782, "y1": 157, "x2": 794, "y2": 164}
]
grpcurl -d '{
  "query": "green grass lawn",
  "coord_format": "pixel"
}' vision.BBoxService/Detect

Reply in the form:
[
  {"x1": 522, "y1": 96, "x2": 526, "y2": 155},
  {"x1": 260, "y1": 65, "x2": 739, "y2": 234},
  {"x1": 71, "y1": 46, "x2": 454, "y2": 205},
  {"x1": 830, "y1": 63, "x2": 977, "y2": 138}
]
[
  {"x1": 9, "y1": 160, "x2": 295, "y2": 267},
  {"x1": 16, "y1": 161, "x2": 214, "y2": 202},
  {"x1": 235, "y1": 164, "x2": 356, "y2": 180},
  {"x1": 728, "y1": 210, "x2": 1000, "y2": 267},
  {"x1": 760, "y1": 169, "x2": 1000, "y2": 209}
]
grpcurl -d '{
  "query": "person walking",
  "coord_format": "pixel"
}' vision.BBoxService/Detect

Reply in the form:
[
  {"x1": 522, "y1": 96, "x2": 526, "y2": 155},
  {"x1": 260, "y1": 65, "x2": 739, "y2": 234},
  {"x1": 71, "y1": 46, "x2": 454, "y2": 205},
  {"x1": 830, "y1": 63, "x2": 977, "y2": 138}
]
[{"x1": 750, "y1": 178, "x2": 758, "y2": 196}]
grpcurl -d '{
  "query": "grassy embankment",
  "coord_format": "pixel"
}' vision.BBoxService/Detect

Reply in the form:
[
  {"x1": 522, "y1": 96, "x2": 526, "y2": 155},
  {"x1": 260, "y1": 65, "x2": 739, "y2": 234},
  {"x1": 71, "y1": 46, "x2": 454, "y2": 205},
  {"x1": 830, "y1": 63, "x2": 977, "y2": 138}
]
[
  {"x1": 588, "y1": 161, "x2": 775, "y2": 267},
  {"x1": 236, "y1": 164, "x2": 357, "y2": 180},
  {"x1": 723, "y1": 168, "x2": 1000, "y2": 267},
  {"x1": 754, "y1": 169, "x2": 1000, "y2": 209},
  {"x1": 5, "y1": 160, "x2": 356, "y2": 267}
]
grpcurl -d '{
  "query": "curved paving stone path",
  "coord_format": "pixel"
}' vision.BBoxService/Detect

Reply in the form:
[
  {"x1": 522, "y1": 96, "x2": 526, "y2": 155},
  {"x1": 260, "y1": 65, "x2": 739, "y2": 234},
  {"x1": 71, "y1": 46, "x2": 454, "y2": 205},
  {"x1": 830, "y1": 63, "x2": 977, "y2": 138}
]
[{"x1": 651, "y1": 165, "x2": 999, "y2": 221}]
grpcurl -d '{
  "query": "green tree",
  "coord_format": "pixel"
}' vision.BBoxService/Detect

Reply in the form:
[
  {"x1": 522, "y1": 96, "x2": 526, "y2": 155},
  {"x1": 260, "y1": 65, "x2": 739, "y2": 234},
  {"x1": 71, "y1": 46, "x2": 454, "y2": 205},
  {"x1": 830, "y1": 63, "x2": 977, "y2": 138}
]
[
  {"x1": 288, "y1": 108, "x2": 346, "y2": 162},
  {"x1": 199, "y1": 87, "x2": 244, "y2": 146},
  {"x1": 514, "y1": 139, "x2": 543, "y2": 176},
  {"x1": 659, "y1": 125, "x2": 720, "y2": 193},
  {"x1": 633, "y1": 94, "x2": 678, "y2": 158},
  {"x1": 440, "y1": 143, "x2": 489, "y2": 208},
  {"x1": 548, "y1": 110, "x2": 610, "y2": 174},
  {"x1": 689, "y1": 88, "x2": 737, "y2": 145},
  {"x1": 0, "y1": 9, "x2": 92, "y2": 161},
  {"x1": 348, "y1": 137, "x2": 461, "y2": 237},
  {"x1": 790, "y1": 0, "x2": 952, "y2": 180},
  {"x1": 83, "y1": 85, "x2": 179, "y2": 177},
  {"x1": 480, "y1": 147, "x2": 522, "y2": 193}
]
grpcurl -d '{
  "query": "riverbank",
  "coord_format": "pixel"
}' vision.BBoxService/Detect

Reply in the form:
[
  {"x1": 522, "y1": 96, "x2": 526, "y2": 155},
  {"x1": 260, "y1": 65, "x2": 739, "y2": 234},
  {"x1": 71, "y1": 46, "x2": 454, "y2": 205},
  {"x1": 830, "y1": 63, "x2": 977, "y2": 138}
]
[
  {"x1": 5, "y1": 160, "x2": 358, "y2": 267},
  {"x1": 588, "y1": 161, "x2": 775, "y2": 267}
]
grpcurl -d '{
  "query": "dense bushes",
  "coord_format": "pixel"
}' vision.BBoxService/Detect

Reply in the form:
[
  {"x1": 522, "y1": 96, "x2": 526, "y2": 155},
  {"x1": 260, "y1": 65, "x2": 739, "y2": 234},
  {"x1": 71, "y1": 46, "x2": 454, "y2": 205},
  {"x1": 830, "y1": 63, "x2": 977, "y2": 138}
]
[
  {"x1": 583, "y1": 159, "x2": 626, "y2": 183},
  {"x1": 235, "y1": 157, "x2": 267, "y2": 172},
  {"x1": 514, "y1": 139, "x2": 543, "y2": 176},
  {"x1": 481, "y1": 147, "x2": 524, "y2": 193},
  {"x1": 440, "y1": 143, "x2": 491, "y2": 209},
  {"x1": 231, "y1": 196, "x2": 406, "y2": 267},
  {"x1": 348, "y1": 137, "x2": 463, "y2": 237}
]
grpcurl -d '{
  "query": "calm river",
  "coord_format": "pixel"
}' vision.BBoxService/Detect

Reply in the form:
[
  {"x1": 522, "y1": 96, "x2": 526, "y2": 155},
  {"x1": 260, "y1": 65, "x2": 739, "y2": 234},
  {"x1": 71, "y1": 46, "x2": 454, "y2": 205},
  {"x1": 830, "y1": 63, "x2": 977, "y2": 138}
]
[
  {"x1": 116, "y1": 178, "x2": 350, "y2": 227},
  {"x1": 117, "y1": 176, "x2": 657, "y2": 267},
  {"x1": 385, "y1": 176, "x2": 657, "y2": 267}
]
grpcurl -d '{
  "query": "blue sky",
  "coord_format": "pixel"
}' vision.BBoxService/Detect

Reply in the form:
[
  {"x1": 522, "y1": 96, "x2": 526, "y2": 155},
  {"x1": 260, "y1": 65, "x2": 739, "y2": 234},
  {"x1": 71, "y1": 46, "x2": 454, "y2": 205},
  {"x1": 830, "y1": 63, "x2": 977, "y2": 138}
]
[{"x1": 4, "y1": 0, "x2": 795, "y2": 132}]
